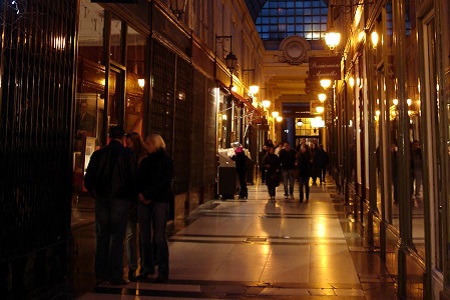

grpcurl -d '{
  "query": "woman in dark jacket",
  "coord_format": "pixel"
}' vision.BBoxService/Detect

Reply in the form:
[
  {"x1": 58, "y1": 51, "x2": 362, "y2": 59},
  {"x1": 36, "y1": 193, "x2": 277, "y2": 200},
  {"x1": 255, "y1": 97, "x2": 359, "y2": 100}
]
[
  {"x1": 263, "y1": 145, "x2": 280, "y2": 200},
  {"x1": 137, "y1": 134, "x2": 173, "y2": 283}
]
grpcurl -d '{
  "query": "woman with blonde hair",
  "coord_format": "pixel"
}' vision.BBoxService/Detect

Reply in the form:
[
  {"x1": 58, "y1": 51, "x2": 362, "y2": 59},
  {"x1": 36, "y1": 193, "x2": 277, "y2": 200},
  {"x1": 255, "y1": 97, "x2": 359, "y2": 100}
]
[{"x1": 136, "y1": 134, "x2": 173, "y2": 283}]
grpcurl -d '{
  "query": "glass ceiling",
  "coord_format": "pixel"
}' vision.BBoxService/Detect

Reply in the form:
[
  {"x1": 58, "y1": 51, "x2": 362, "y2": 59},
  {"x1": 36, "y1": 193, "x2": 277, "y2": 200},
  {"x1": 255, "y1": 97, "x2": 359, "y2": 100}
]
[{"x1": 245, "y1": 0, "x2": 329, "y2": 41}]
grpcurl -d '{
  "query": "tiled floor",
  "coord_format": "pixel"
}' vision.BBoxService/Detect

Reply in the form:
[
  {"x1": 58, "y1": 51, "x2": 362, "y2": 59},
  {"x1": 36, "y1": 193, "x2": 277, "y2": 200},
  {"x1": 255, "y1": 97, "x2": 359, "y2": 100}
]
[{"x1": 74, "y1": 178, "x2": 398, "y2": 299}]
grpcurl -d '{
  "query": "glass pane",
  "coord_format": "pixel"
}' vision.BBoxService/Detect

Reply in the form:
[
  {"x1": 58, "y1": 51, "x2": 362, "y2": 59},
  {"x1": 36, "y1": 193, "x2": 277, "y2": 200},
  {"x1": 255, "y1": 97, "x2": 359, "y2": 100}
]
[
  {"x1": 73, "y1": 0, "x2": 105, "y2": 225},
  {"x1": 110, "y1": 15, "x2": 123, "y2": 63},
  {"x1": 404, "y1": 4, "x2": 423, "y2": 258},
  {"x1": 125, "y1": 26, "x2": 146, "y2": 136}
]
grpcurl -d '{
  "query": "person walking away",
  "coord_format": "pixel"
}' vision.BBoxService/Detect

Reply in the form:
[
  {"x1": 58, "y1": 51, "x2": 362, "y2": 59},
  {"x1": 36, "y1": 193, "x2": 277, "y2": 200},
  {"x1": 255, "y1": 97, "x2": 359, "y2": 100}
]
[
  {"x1": 279, "y1": 142, "x2": 297, "y2": 199},
  {"x1": 297, "y1": 144, "x2": 311, "y2": 202},
  {"x1": 231, "y1": 145, "x2": 248, "y2": 199},
  {"x1": 124, "y1": 132, "x2": 147, "y2": 281},
  {"x1": 263, "y1": 145, "x2": 280, "y2": 200},
  {"x1": 411, "y1": 140, "x2": 422, "y2": 199},
  {"x1": 136, "y1": 134, "x2": 173, "y2": 283},
  {"x1": 84, "y1": 126, "x2": 138, "y2": 286},
  {"x1": 316, "y1": 145, "x2": 329, "y2": 185},
  {"x1": 310, "y1": 143, "x2": 319, "y2": 185}
]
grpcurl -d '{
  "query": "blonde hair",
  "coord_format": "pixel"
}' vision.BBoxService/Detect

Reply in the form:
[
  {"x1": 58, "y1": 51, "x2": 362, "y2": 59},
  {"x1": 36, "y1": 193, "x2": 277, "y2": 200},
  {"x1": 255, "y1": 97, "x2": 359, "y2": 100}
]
[{"x1": 145, "y1": 134, "x2": 166, "y2": 151}]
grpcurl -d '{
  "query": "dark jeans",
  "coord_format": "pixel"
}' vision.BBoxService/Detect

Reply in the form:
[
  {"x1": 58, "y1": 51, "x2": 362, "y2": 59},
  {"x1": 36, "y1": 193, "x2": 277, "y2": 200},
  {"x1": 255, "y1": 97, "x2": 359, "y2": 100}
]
[
  {"x1": 138, "y1": 201, "x2": 169, "y2": 277},
  {"x1": 95, "y1": 197, "x2": 129, "y2": 281},
  {"x1": 125, "y1": 217, "x2": 138, "y2": 271},
  {"x1": 282, "y1": 169, "x2": 295, "y2": 196},
  {"x1": 319, "y1": 166, "x2": 327, "y2": 183},
  {"x1": 298, "y1": 176, "x2": 310, "y2": 201},
  {"x1": 237, "y1": 170, "x2": 248, "y2": 198}
]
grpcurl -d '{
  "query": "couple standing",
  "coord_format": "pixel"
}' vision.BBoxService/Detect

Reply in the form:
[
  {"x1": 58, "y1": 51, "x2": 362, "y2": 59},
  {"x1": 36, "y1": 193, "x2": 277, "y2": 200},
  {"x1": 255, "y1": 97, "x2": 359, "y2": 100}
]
[{"x1": 84, "y1": 126, "x2": 173, "y2": 285}]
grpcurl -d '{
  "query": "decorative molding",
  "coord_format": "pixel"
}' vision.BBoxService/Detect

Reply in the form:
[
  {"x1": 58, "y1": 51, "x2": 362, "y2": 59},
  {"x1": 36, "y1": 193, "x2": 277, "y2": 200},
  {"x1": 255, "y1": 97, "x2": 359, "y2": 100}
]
[{"x1": 278, "y1": 35, "x2": 310, "y2": 65}]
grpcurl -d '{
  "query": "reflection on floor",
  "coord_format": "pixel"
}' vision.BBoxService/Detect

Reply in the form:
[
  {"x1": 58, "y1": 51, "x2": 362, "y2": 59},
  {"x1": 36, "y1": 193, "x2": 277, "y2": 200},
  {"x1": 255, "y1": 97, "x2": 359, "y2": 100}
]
[{"x1": 72, "y1": 178, "x2": 402, "y2": 299}]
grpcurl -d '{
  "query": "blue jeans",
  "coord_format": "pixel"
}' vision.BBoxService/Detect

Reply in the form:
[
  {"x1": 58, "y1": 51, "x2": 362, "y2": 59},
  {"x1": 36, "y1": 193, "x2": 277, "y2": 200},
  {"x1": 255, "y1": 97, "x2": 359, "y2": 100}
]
[
  {"x1": 138, "y1": 201, "x2": 169, "y2": 277},
  {"x1": 95, "y1": 197, "x2": 129, "y2": 281},
  {"x1": 282, "y1": 169, "x2": 295, "y2": 196}
]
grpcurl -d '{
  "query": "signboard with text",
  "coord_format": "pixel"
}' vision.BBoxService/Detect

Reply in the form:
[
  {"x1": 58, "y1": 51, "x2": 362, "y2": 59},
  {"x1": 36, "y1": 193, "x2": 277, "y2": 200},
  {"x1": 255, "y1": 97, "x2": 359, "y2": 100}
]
[{"x1": 309, "y1": 56, "x2": 341, "y2": 80}]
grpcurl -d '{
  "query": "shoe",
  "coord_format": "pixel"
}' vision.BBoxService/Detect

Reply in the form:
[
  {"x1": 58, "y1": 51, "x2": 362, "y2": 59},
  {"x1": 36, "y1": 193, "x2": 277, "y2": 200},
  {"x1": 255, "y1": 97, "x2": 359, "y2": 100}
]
[
  {"x1": 109, "y1": 278, "x2": 128, "y2": 286},
  {"x1": 154, "y1": 275, "x2": 168, "y2": 283},
  {"x1": 136, "y1": 272, "x2": 151, "y2": 280},
  {"x1": 284, "y1": 194, "x2": 289, "y2": 199},
  {"x1": 290, "y1": 194, "x2": 294, "y2": 200},
  {"x1": 128, "y1": 270, "x2": 137, "y2": 282}
]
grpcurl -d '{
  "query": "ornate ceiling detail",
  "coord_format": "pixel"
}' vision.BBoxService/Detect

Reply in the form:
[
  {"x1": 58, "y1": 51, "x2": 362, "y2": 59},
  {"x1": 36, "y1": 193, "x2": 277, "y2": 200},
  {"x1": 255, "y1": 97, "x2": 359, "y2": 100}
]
[{"x1": 278, "y1": 35, "x2": 310, "y2": 66}]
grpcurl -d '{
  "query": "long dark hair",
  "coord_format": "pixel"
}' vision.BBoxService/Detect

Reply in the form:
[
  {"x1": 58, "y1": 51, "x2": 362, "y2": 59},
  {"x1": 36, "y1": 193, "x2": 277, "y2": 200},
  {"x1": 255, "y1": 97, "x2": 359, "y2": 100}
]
[{"x1": 126, "y1": 132, "x2": 147, "y2": 164}]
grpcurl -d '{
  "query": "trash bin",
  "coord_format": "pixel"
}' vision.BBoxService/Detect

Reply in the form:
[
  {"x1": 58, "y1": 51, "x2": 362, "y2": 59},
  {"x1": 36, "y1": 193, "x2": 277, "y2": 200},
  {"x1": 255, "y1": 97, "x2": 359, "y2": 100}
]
[{"x1": 218, "y1": 166, "x2": 236, "y2": 199}]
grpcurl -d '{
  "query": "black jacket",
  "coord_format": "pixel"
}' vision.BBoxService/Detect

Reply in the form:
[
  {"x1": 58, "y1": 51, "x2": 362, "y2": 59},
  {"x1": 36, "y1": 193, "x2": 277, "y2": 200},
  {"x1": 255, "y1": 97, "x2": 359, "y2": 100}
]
[
  {"x1": 231, "y1": 151, "x2": 247, "y2": 172},
  {"x1": 84, "y1": 140, "x2": 137, "y2": 199},
  {"x1": 138, "y1": 150, "x2": 173, "y2": 203},
  {"x1": 297, "y1": 149, "x2": 311, "y2": 178},
  {"x1": 279, "y1": 148, "x2": 297, "y2": 169}
]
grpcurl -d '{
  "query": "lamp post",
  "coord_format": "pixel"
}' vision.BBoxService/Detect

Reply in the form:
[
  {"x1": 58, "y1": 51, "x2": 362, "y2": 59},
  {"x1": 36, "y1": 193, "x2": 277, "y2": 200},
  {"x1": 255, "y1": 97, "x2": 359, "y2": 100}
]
[{"x1": 170, "y1": 0, "x2": 188, "y2": 20}]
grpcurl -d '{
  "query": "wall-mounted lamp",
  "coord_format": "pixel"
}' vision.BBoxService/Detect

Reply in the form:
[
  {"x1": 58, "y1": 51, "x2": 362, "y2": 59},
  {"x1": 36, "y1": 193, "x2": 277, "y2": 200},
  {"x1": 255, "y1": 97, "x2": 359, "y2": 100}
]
[
  {"x1": 407, "y1": 98, "x2": 412, "y2": 106},
  {"x1": 276, "y1": 116, "x2": 283, "y2": 122},
  {"x1": 349, "y1": 77, "x2": 355, "y2": 88},
  {"x1": 262, "y1": 100, "x2": 271, "y2": 108},
  {"x1": 138, "y1": 78, "x2": 145, "y2": 89},
  {"x1": 297, "y1": 119, "x2": 303, "y2": 127},
  {"x1": 326, "y1": 2, "x2": 373, "y2": 51},
  {"x1": 325, "y1": 29, "x2": 341, "y2": 51},
  {"x1": 243, "y1": 69, "x2": 259, "y2": 97},
  {"x1": 216, "y1": 35, "x2": 237, "y2": 89},
  {"x1": 272, "y1": 111, "x2": 279, "y2": 118},
  {"x1": 320, "y1": 79, "x2": 332, "y2": 89},
  {"x1": 393, "y1": 98, "x2": 398, "y2": 106},
  {"x1": 371, "y1": 31, "x2": 379, "y2": 48},
  {"x1": 169, "y1": 0, "x2": 188, "y2": 20},
  {"x1": 316, "y1": 106, "x2": 325, "y2": 114},
  {"x1": 318, "y1": 93, "x2": 327, "y2": 102}
]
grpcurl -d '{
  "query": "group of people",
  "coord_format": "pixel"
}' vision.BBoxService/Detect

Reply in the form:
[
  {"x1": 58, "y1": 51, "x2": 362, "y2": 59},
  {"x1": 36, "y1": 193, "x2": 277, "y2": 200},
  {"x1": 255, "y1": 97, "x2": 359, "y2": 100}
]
[
  {"x1": 84, "y1": 126, "x2": 173, "y2": 286},
  {"x1": 261, "y1": 139, "x2": 329, "y2": 202}
]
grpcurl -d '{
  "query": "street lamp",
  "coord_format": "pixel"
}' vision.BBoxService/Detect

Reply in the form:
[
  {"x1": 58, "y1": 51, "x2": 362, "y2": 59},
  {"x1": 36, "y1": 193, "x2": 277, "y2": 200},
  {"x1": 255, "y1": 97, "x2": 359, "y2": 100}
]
[
  {"x1": 272, "y1": 111, "x2": 279, "y2": 118},
  {"x1": 170, "y1": 0, "x2": 188, "y2": 20}
]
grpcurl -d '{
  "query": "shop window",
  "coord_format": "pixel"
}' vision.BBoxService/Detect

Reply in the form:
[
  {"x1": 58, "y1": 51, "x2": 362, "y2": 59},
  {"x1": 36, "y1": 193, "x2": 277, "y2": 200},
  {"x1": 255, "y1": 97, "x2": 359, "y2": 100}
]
[
  {"x1": 110, "y1": 15, "x2": 124, "y2": 64},
  {"x1": 72, "y1": 0, "x2": 106, "y2": 226},
  {"x1": 125, "y1": 27, "x2": 146, "y2": 136}
]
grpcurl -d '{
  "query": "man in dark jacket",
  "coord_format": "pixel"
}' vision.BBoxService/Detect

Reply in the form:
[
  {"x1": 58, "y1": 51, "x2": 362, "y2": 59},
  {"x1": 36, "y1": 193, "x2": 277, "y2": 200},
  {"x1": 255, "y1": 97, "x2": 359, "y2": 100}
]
[
  {"x1": 84, "y1": 126, "x2": 137, "y2": 285},
  {"x1": 279, "y1": 142, "x2": 297, "y2": 199},
  {"x1": 231, "y1": 145, "x2": 248, "y2": 199}
]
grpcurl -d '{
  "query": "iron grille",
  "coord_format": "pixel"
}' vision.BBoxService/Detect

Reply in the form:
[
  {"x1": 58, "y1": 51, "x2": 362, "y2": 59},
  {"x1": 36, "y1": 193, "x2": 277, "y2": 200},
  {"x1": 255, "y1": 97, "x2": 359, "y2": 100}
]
[
  {"x1": 0, "y1": 0, "x2": 77, "y2": 295},
  {"x1": 172, "y1": 58, "x2": 192, "y2": 194},
  {"x1": 190, "y1": 71, "x2": 206, "y2": 187},
  {"x1": 150, "y1": 40, "x2": 175, "y2": 153}
]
